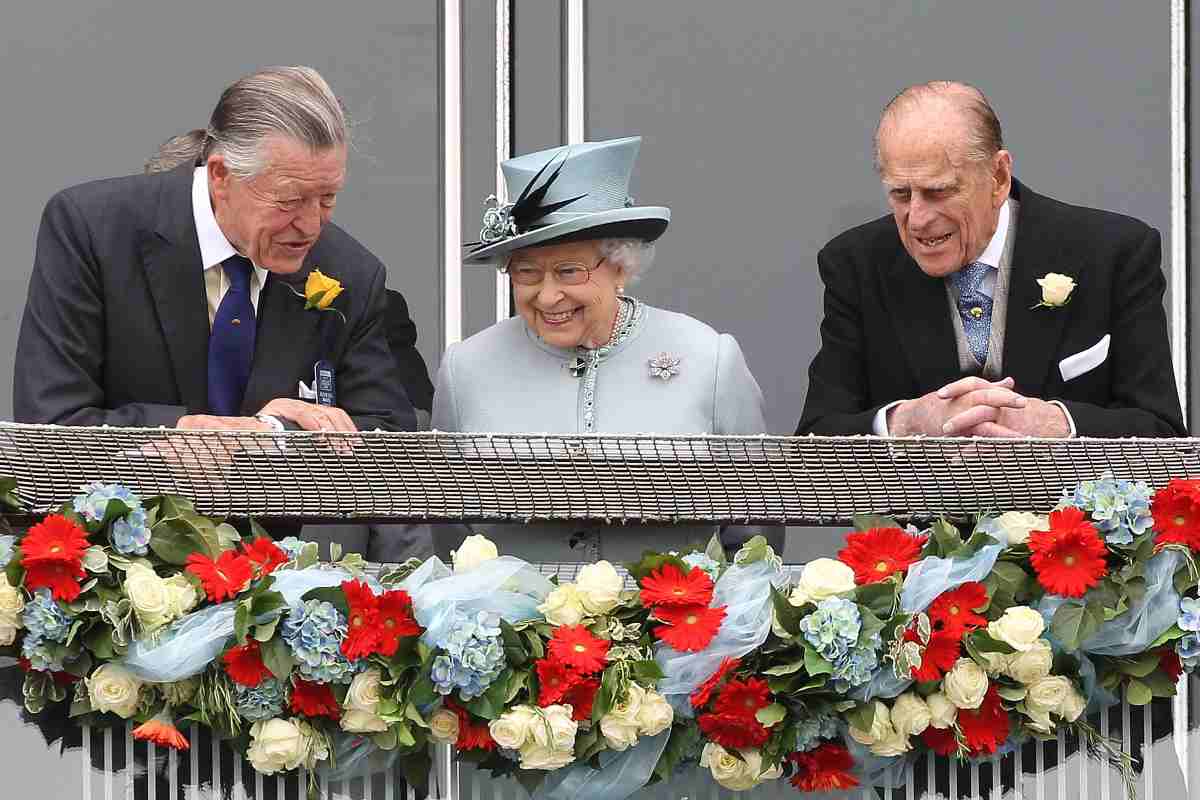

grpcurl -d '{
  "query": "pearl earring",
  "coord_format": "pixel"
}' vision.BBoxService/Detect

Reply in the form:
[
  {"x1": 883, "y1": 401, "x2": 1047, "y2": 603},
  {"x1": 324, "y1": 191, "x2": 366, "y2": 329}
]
[{"x1": 617, "y1": 285, "x2": 625, "y2": 295}]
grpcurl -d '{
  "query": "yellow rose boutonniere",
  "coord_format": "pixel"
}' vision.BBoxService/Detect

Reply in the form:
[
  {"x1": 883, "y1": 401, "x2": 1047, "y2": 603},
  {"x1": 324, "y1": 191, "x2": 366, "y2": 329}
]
[
  {"x1": 291, "y1": 268, "x2": 347, "y2": 322},
  {"x1": 1031, "y1": 272, "x2": 1076, "y2": 309}
]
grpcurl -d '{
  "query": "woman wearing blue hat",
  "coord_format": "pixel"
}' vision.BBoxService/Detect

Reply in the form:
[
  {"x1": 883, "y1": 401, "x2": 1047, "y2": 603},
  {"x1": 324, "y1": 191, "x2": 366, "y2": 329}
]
[{"x1": 434, "y1": 136, "x2": 776, "y2": 562}]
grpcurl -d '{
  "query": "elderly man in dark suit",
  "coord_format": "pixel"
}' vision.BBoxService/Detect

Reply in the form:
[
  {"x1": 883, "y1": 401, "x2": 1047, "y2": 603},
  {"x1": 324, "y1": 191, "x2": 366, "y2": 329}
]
[
  {"x1": 797, "y1": 81, "x2": 1185, "y2": 438},
  {"x1": 14, "y1": 65, "x2": 416, "y2": 437}
]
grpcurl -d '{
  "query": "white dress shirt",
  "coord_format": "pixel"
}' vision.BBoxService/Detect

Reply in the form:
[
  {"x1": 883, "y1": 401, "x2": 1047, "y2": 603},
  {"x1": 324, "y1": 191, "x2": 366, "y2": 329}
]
[{"x1": 192, "y1": 167, "x2": 269, "y2": 328}]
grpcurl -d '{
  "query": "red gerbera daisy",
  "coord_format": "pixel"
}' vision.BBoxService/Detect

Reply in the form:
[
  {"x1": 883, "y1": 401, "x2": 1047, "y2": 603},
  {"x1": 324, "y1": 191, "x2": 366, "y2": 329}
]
[
  {"x1": 561, "y1": 676, "x2": 601, "y2": 721},
  {"x1": 712, "y1": 677, "x2": 771, "y2": 719},
  {"x1": 928, "y1": 582, "x2": 989, "y2": 636},
  {"x1": 341, "y1": 579, "x2": 383, "y2": 660},
  {"x1": 374, "y1": 589, "x2": 422, "y2": 656},
  {"x1": 921, "y1": 725, "x2": 960, "y2": 756},
  {"x1": 185, "y1": 550, "x2": 254, "y2": 602},
  {"x1": 1152, "y1": 480, "x2": 1200, "y2": 549},
  {"x1": 905, "y1": 627, "x2": 962, "y2": 682},
  {"x1": 222, "y1": 638, "x2": 271, "y2": 687},
  {"x1": 1159, "y1": 649, "x2": 1184, "y2": 682},
  {"x1": 653, "y1": 604, "x2": 727, "y2": 652},
  {"x1": 838, "y1": 527, "x2": 927, "y2": 585},
  {"x1": 547, "y1": 625, "x2": 610, "y2": 673},
  {"x1": 957, "y1": 685, "x2": 1010, "y2": 756},
  {"x1": 132, "y1": 714, "x2": 190, "y2": 751},
  {"x1": 697, "y1": 709, "x2": 770, "y2": 749},
  {"x1": 1027, "y1": 507, "x2": 1109, "y2": 597},
  {"x1": 788, "y1": 743, "x2": 859, "y2": 792},
  {"x1": 241, "y1": 537, "x2": 289, "y2": 576},
  {"x1": 690, "y1": 657, "x2": 741, "y2": 709},
  {"x1": 639, "y1": 563, "x2": 715, "y2": 607},
  {"x1": 24, "y1": 561, "x2": 88, "y2": 602},
  {"x1": 291, "y1": 678, "x2": 341, "y2": 719},
  {"x1": 21, "y1": 514, "x2": 90, "y2": 566},
  {"x1": 447, "y1": 700, "x2": 496, "y2": 751},
  {"x1": 536, "y1": 658, "x2": 581, "y2": 706}
]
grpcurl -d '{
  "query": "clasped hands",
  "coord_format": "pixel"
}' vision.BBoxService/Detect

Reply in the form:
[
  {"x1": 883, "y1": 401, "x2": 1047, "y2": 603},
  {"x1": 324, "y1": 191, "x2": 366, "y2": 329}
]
[{"x1": 887, "y1": 376, "x2": 1070, "y2": 438}]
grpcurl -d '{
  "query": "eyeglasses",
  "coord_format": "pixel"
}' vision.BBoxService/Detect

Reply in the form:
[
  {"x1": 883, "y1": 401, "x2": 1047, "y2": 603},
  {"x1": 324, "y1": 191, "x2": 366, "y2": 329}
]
[{"x1": 504, "y1": 257, "x2": 607, "y2": 287}]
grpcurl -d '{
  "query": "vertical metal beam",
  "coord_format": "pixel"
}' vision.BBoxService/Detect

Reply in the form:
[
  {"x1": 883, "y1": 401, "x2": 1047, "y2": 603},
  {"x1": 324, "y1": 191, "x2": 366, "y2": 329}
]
[
  {"x1": 443, "y1": 0, "x2": 464, "y2": 348},
  {"x1": 1171, "y1": 0, "x2": 1189, "y2": 419},
  {"x1": 494, "y1": 0, "x2": 513, "y2": 323},
  {"x1": 564, "y1": 0, "x2": 585, "y2": 144}
]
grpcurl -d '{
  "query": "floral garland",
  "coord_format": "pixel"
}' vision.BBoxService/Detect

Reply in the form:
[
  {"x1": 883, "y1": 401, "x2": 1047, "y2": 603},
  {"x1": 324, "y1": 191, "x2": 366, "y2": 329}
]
[{"x1": 0, "y1": 473, "x2": 1198, "y2": 798}]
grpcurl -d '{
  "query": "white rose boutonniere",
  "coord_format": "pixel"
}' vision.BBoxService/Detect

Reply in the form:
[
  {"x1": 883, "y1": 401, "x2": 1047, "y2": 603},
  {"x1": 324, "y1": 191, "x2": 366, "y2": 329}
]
[{"x1": 1033, "y1": 273, "x2": 1076, "y2": 308}]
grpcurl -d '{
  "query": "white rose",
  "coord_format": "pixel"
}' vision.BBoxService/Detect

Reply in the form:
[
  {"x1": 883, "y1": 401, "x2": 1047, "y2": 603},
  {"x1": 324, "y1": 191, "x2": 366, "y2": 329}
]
[
  {"x1": 163, "y1": 574, "x2": 199, "y2": 617},
  {"x1": 529, "y1": 705, "x2": 577, "y2": 751},
  {"x1": 1025, "y1": 675, "x2": 1072, "y2": 718},
  {"x1": 519, "y1": 743, "x2": 576, "y2": 771},
  {"x1": 575, "y1": 561, "x2": 623, "y2": 615},
  {"x1": 1005, "y1": 639, "x2": 1054, "y2": 684},
  {"x1": 848, "y1": 701, "x2": 894, "y2": 746},
  {"x1": 452, "y1": 534, "x2": 499, "y2": 573},
  {"x1": 1037, "y1": 273, "x2": 1076, "y2": 306},
  {"x1": 789, "y1": 558, "x2": 856, "y2": 606},
  {"x1": 926, "y1": 692, "x2": 958, "y2": 729},
  {"x1": 988, "y1": 606, "x2": 1045, "y2": 652},
  {"x1": 870, "y1": 724, "x2": 912, "y2": 757},
  {"x1": 608, "y1": 681, "x2": 645, "y2": 722},
  {"x1": 429, "y1": 708, "x2": 460, "y2": 744},
  {"x1": 700, "y1": 744, "x2": 782, "y2": 792},
  {"x1": 944, "y1": 658, "x2": 989, "y2": 710},
  {"x1": 635, "y1": 689, "x2": 674, "y2": 736},
  {"x1": 1059, "y1": 683, "x2": 1087, "y2": 722},
  {"x1": 341, "y1": 669, "x2": 388, "y2": 733},
  {"x1": 124, "y1": 564, "x2": 173, "y2": 633},
  {"x1": 0, "y1": 618, "x2": 17, "y2": 647},
  {"x1": 87, "y1": 663, "x2": 144, "y2": 718},
  {"x1": 490, "y1": 705, "x2": 538, "y2": 749},
  {"x1": 600, "y1": 713, "x2": 641, "y2": 751},
  {"x1": 1025, "y1": 707, "x2": 1055, "y2": 734},
  {"x1": 975, "y1": 649, "x2": 1011, "y2": 677},
  {"x1": 0, "y1": 577, "x2": 24, "y2": 646},
  {"x1": 537, "y1": 584, "x2": 587, "y2": 626},
  {"x1": 246, "y1": 718, "x2": 314, "y2": 774},
  {"x1": 890, "y1": 693, "x2": 932, "y2": 736},
  {"x1": 993, "y1": 511, "x2": 1049, "y2": 546}
]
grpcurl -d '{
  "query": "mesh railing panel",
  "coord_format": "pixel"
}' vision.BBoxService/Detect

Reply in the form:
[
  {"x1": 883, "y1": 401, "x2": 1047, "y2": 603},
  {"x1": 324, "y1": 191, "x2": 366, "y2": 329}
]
[{"x1": 3, "y1": 423, "x2": 1200, "y2": 524}]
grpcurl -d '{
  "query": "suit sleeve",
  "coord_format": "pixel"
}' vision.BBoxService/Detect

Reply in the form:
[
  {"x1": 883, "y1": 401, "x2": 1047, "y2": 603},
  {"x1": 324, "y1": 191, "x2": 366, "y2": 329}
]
[
  {"x1": 1055, "y1": 228, "x2": 1186, "y2": 436},
  {"x1": 713, "y1": 333, "x2": 767, "y2": 434},
  {"x1": 13, "y1": 191, "x2": 189, "y2": 427},
  {"x1": 384, "y1": 289, "x2": 435, "y2": 413},
  {"x1": 335, "y1": 261, "x2": 418, "y2": 431},
  {"x1": 794, "y1": 246, "x2": 887, "y2": 435}
]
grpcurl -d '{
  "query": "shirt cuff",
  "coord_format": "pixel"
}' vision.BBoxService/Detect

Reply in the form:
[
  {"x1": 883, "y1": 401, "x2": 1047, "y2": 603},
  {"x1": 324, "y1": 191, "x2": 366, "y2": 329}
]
[
  {"x1": 872, "y1": 401, "x2": 906, "y2": 436},
  {"x1": 1047, "y1": 400, "x2": 1077, "y2": 438}
]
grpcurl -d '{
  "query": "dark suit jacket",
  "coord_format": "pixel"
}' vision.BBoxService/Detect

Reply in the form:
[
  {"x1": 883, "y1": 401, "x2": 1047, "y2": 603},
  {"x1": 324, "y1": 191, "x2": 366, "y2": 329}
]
[
  {"x1": 796, "y1": 181, "x2": 1186, "y2": 438},
  {"x1": 385, "y1": 289, "x2": 434, "y2": 413},
  {"x1": 14, "y1": 163, "x2": 416, "y2": 431}
]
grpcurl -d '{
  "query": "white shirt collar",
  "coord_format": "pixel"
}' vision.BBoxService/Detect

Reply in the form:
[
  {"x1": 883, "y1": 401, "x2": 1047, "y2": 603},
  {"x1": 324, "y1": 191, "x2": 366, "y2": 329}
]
[
  {"x1": 974, "y1": 198, "x2": 1011, "y2": 270},
  {"x1": 191, "y1": 167, "x2": 269, "y2": 285}
]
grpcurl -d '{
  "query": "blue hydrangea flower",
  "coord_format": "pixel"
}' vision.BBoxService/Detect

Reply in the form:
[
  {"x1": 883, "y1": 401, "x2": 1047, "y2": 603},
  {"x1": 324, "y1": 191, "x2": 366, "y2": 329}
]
[
  {"x1": 1179, "y1": 633, "x2": 1200, "y2": 671},
  {"x1": 73, "y1": 482, "x2": 140, "y2": 524},
  {"x1": 799, "y1": 598, "x2": 861, "y2": 663},
  {"x1": 20, "y1": 590, "x2": 72, "y2": 672},
  {"x1": 430, "y1": 610, "x2": 506, "y2": 700},
  {"x1": 793, "y1": 714, "x2": 839, "y2": 752},
  {"x1": 234, "y1": 677, "x2": 288, "y2": 721},
  {"x1": 282, "y1": 600, "x2": 359, "y2": 684},
  {"x1": 1066, "y1": 473, "x2": 1154, "y2": 545},
  {"x1": 832, "y1": 645, "x2": 879, "y2": 692},
  {"x1": 1180, "y1": 598, "x2": 1200, "y2": 633},
  {"x1": 0, "y1": 534, "x2": 15, "y2": 569},
  {"x1": 276, "y1": 536, "x2": 306, "y2": 560},
  {"x1": 681, "y1": 552, "x2": 721, "y2": 581},
  {"x1": 111, "y1": 507, "x2": 152, "y2": 556}
]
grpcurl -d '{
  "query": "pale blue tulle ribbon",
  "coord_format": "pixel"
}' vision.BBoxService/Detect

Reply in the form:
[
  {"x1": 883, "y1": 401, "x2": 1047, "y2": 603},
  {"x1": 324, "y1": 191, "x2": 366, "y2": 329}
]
[
  {"x1": 120, "y1": 567, "x2": 364, "y2": 682},
  {"x1": 534, "y1": 731, "x2": 670, "y2": 800},
  {"x1": 899, "y1": 543, "x2": 1004, "y2": 615}
]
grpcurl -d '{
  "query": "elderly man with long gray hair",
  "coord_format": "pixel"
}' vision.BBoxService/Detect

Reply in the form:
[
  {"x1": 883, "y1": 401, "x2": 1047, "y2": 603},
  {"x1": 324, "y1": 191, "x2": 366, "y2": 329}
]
[{"x1": 15, "y1": 65, "x2": 417, "y2": 434}]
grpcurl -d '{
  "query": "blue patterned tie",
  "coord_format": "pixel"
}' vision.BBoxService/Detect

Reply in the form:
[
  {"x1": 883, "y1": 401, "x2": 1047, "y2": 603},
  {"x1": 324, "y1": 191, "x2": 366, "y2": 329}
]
[
  {"x1": 952, "y1": 261, "x2": 994, "y2": 365},
  {"x1": 207, "y1": 256, "x2": 256, "y2": 415}
]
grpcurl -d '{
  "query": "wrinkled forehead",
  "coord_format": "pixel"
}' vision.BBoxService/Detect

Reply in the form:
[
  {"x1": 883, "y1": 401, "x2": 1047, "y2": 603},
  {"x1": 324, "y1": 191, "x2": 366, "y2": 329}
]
[{"x1": 254, "y1": 138, "x2": 347, "y2": 193}]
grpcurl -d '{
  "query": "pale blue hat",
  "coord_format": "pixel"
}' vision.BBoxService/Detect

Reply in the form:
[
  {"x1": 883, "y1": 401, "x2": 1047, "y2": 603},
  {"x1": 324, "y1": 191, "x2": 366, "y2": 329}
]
[{"x1": 464, "y1": 136, "x2": 670, "y2": 262}]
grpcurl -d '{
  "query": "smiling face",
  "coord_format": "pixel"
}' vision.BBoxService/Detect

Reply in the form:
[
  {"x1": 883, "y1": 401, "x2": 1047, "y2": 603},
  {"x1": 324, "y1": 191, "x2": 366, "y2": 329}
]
[
  {"x1": 509, "y1": 239, "x2": 626, "y2": 349},
  {"x1": 878, "y1": 107, "x2": 1012, "y2": 278},
  {"x1": 208, "y1": 135, "x2": 346, "y2": 274}
]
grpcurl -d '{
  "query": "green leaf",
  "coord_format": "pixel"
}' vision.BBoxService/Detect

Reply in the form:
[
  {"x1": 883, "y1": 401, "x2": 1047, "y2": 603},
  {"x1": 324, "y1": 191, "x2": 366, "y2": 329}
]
[
  {"x1": 409, "y1": 671, "x2": 437, "y2": 707},
  {"x1": 704, "y1": 534, "x2": 728, "y2": 566},
  {"x1": 233, "y1": 600, "x2": 252, "y2": 643},
  {"x1": 630, "y1": 660, "x2": 665, "y2": 683},
  {"x1": 500, "y1": 619, "x2": 530, "y2": 668},
  {"x1": 297, "y1": 542, "x2": 320, "y2": 570},
  {"x1": 964, "y1": 630, "x2": 1015, "y2": 655},
  {"x1": 250, "y1": 590, "x2": 288, "y2": 622},
  {"x1": 1142, "y1": 670, "x2": 1180, "y2": 698},
  {"x1": 755, "y1": 703, "x2": 787, "y2": 728},
  {"x1": 771, "y1": 586, "x2": 805, "y2": 637},
  {"x1": 956, "y1": 529, "x2": 1000, "y2": 559},
  {"x1": 1117, "y1": 653, "x2": 1161, "y2": 679},
  {"x1": 252, "y1": 619, "x2": 279, "y2": 643},
  {"x1": 215, "y1": 523, "x2": 242, "y2": 550},
  {"x1": 393, "y1": 720, "x2": 416, "y2": 748},
  {"x1": 654, "y1": 723, "x2": 703, "y2": 784},
  {"x1": 505, "y1": 670, "x2": 529, "y2": 704},
  {"x1": 734, "y1": 535, "x2": 771, "y2": 565},
  {"x1": 301, "y1": 586, "x2": 350, "y2": 618},
  {"x1": 148, "y1": 520, "x2": 204, "y2": 565},
  {"x1": 930, "y1": 519, "x2": 964, "y2": 557},
  {"x1": 1051, "y1": 602, "x2": 1099, "y2": 653},
  {"x1": 260, "y1": 636, "x2": 295, "y2": 681},
  {"x1": 853, "y1": 514, "x2": 899, "y2": 532},
  {"x1": 803, "y1": 645, "x2": 833, "y2": 677},
  {"x1": 84, "y1": 625, "x2": 116, "y2": 660},
  {"x1": 996, "y1": 685, "x2": 1028, "y2": 702},
  {"x1": 845, "y1": 702, "x2": 876, "y2": 732},
  {"x1": 853, "y1": 581, "x2": 898, "y2": 619},
  {"x1": 0, "y1": 477, "x2": 22, "y2": 511},
  {"x1": 857, "y1": 607, "x2": 886, "y2": 649},
  {"x1": 399, "y1": 751, "x2": 432, "y2": 795},
  {"x1": 592, "y1": 667, "x2": 621, "y2": 723},
  {"x1": 625, "y1": 552, "x2": 691, "y2": 583},
  {"x1": 1125, "y1": 680, "x2": 1153, "y2": 706},
  {"x1": 1150, "y1": 624, "x2": 1186, "y2": 649},
  {"x1": 762, "y1": 658, "x2": 806, "y2": 677}
]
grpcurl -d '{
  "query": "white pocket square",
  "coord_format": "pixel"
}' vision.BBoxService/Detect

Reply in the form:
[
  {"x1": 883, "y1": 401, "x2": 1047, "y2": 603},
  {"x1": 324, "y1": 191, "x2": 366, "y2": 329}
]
[{"x1": 1059, "y1": 334, "x2": 1110, "y2": 382}]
